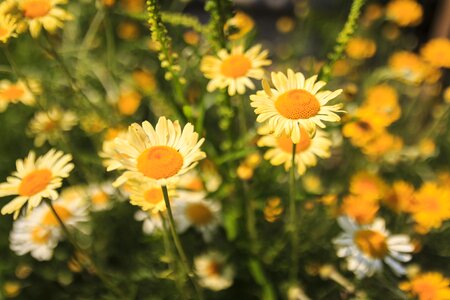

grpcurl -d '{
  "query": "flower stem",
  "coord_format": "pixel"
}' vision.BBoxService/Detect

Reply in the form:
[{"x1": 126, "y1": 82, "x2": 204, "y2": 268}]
[
  {"x1": 161, "y1": 185, "x2": 204, "y2": 300},
  {"x1": 288, "y1": 143, "x2": 299, "y2": 284}
]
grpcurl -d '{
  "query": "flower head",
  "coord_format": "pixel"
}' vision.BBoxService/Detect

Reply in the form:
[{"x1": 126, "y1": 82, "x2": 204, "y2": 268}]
[
  {"x1": 0, "y1": 149, "x2": 74, "y2": 219},
  {"x1": 224, "y1": 11, "x2": 254, "y2": 40},
  {"x1": 250, "y1": 69, "x2": 343, "y2": 143},
  {"x1": 420, "y1": 38, "x2": 450, "y2": 68},
  {"x1": 386, "y1": 0, "x2": 423, "y2": 27},
  {"x1": 201, "y1": 44, "x2": 271, "y2": 96},
  {"x1": 194, "y1": 251, "x2": 234, "y2": 291},
  {"x1": 0, "y1": 13, "x2": 18, "y2": 43},
  {"x1": 0, "y1": 80, "x2": 35, "y2": 112},
  {"x1": 345, "y1": 37, "x2": 376, "y2": 60},
  {"x1": 400, "y1": 272, "x2": 450, "y2": 300}
]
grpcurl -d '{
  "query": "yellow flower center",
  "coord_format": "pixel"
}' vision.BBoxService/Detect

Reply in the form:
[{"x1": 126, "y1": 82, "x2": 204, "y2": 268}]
[
  {"x1": 92, "y1": 191, "x2": 109, "y2": 205},
  {"x1": 206, "y1": 261, "x2": 222, "y2": 276},
  {"x1": 144, "y1": 188, "x2": 163, "y2": 204},
  {"x1": 186, "y1": 178, "x2": 204, "y2": 191},
  {"x1": 354, "y1": 229, "x2": 388, "y2": 258},
  {"x1": 22, "y1": 0, "x2": 52, "y2": 19},
  {"x1": 0, "y1": 27, "x2": 9, "y2": 39},
  {"x1": 18, "y1": 169, "x2": 52, "y2": 197},
  {"x1": 220, "y1": 54, "x2": 252, "y2": 78},
  {"x1": 0, "y1": 85, "x2": 25, "y2": 101},
  {"x1": 137, "y1": 146, "x2": 184, "y2": 180},
  {"x1": 277, "y1": 127, "x2": 311, "y2": 153},
  {"x1": 275, "y1": 89, "x2": 320, "y2": 120},
  {"x1": 31, "y1": 226, "x2": 50, "y2": 244},
  {"x1": 186, "y1": 203, "x2": 213, "y2": 226},
  {"x1": 42, "y1": 204, "x2": 72, "y2": 226}
]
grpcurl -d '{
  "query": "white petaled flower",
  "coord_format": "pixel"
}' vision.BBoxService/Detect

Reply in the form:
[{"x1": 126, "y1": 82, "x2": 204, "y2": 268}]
[
  {"x1": 177, "y1": 170, "x2": 205, "y2": 192},
  {"x1": 257, "y1": 125, "x2": 332, "y2": 175},
  {"x1": 100, "y1": 129, "x2": 128, "y2": 171},
  {"x1": 0, "y1": 80, "x2": 35, "y2": 112},
  {"x1": 194, "y1": 251, "x2": 234, "y2": 291},
  {"x1": 17, "y1": 0, "x2": 73, "y2": 38},
  {"x1": 172, "y1": 191, "x2": 221, "y2": 242},
  {"x1": 333, "y1": 216, "x2": 414, "y2": 279},
  {"x1": 200, "y1": 44, "x2": 271, "y2": 96},
  {"x1": 128, "y1": 179, "x2": 176, "y2": 213},
  {"x1": 28, "y1": 107, "x2": 78, "y2": 147},
  {"x1": 10, "y1": 208, "x2": 61, "y2": 261},
  {"x1": 0, "y1": 149, "x2": 74, "y2": 219},
  {"x1": 87, "y1": 182, "x2": 115, "y2": 211},
  {"x1": 109, "y1": 117, "x2": 206, "y2": 187},
  {"x1": 134, "y1": 210, "x2": 163, "y2": 235},
  {"x1": 250, "y1": 69, "x2": 343, "y2": 143}
]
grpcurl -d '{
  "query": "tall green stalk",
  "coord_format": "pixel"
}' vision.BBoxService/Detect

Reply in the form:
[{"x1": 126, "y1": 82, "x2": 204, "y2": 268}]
[{"x1": 288, "y1": 143, "x2": 299, "y2": 284}]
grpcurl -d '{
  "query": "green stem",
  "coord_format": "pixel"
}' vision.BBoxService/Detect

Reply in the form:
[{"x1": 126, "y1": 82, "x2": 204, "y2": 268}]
[
  {"x1": 288, "y1": 143, "x2": 299, "y2": 284},
  {"x1": 161, "y1": 185, "x2": 204, "y2": 300}
]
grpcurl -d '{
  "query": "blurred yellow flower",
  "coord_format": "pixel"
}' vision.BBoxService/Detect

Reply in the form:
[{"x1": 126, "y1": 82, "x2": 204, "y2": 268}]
[
  {"x1": 389, "y1": 51, "x2": 441, "y2": 84},
  {"x1": 400, "y1": 272, "x2": 450, "y2": 300},
  {"x1": 0, "y1": 149, "x2": 74, "y2": 219},
  {"x1": 120, "y1": 0, "x2": 144, "y2": 13},
  {"x1": 350, "y1": 171, "x2": 387, "y2": 201},
  {"x1": 0, "y1": 14, "x2": 17, "y2": 43},
  {"x1": 183, "y1": 30, "x2": 200, "y2": 45},
  {"x1": 345, "y1": 37, "x2": 376, "y2": 60},
  {"x1": 383, "y1": 181, "x2": 416, "y2": 213},
  {"x1": 362, "y1": 84, "x2": 401, "y2": 126},
  {"x1": 0, "y1": 80, "x2": 35, "y2": 112},
  {"x1": 420, "y1": 38, "x2": 450, "y2": 68},
  {"x1": 361, "y1": 3, "x2": 383, "y2": 25},
  {"x1": 237, "y1": 163, "x2": 254, "y2": 181},
  {"x1": 331, "y1": 59, "x2": 351, "y2": 77},
  {"x1": 343, "y1": 116, "x2": 384, "y2": 147},
  {"x1": 224, "y1": 11, "x2": 254, "y2": 40},
  {"x1": 276, "y1": 16, "x2": 295, "y2": 33},
  {"x1": 340, "y1": 194, "x2": 379, "y2": 225},
  {"x1": 362, "y1": 132, "x2": 403, "y2": 159},
  {"x1": 117, "y1": 89, "x2": 142, "y2": 116},
  {"x1": 132, "y1": 69, "x2": 157, "y2": 93},
  {"x1": 264, "y1": 196, "x2": 283, "y2": 223},
  {"x1": 3, "y1": 281, "x2": 21, "y2": 298},
  {"x1": 386, "y1": 0, "x2": 422, "y2": 27},
  {"x1": 251, "y1": 69, "x2": 343, "y2": 143},
  {"x1": 117, "y1": 21, "x2": 139, "y2": 40},
  {"x1": 411, "y1": 182, "x2": 450, "y2": 234},
  {"x1": 201, "y1": 44, "x2": 271, "y2": 96},
  {"x1": 18, "y1": 0, "x2": 73, "y2": 38}
]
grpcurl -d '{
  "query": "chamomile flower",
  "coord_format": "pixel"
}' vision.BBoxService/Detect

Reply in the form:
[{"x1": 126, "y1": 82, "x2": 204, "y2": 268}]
[
  {"x1": 257, "y1": 125, "x2": 332, "y2": 175},
  {"x1": 0, "y1": 149, "x2": 74, "y2": 219},
  {"x1": 28, "y1": 107, "x2": 78, "y2": 147},
  {"x1": 128, "y1": 179, "x2": 175, "y2": 213},
  {"x1": 173, "y1": 191, "x2": 221, "y2": 242},
  {"x1": 17, "y1": 0, "x2": 73, "y2": 38},
  {"x1": 134, "y1": 210, "x2": 163, "y2": 235},
  {"x1": 86, "y1": 183, "x2": 115, "y2": 211},
  {"x1": 109, "y1": 117, "x2": 206, "y2": 187},
  {"x1": 194, "y1": 251, "x2": 234, "y2": 291},
  {"x1": 250, "y1": 69, "x2": 343, "y2": 143},
  {"x1": 100, "y1": 128, "x2": 128, "y2": 171},
  {"x1": 0, "y1": 80, "x2": 35, "y2": 112},
  {"x1": 0, "y1": 13, "x2": 17, "y2": 43},
  {"x1": 333, "y1": 216, "x2": 414, "y2": 278},
  {"x1": 200, "y1": 44, "x2": 271, "y2": 96}
]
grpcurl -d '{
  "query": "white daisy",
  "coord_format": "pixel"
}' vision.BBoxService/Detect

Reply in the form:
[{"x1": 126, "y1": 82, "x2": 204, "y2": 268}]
[
  {"x1": 172, "y1": 191, "x2": 221, "y2": 242},
  {"x1": 333, "y1": 216, "x2": 414, "y2": 279},
  {"x1": 250, "y1": 69, "x2": 343, "y2": 143},
  {"x1": 109, "y1": 117, "x2": 206, "y2": 187},
  {"x1": 134, "y1": 210, "x2": 163, "y2": 235},
  {"x1": 0, "y1": 149, "x2": 74, "y2": 219},
  {"x1": 200, "y1": 44, "x2": 271, "y2": 96},
  {"x1": 86, "y1": 182, "x2": 115, "y2": 211},
  {"x1": 194, "y1": 251, "x2": 234, "y2": 291}
]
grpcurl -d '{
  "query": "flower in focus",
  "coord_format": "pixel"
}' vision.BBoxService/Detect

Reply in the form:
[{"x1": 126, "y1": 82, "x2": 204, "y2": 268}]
[
  {"x1": 109, "y1": 117, "x2": 206, "y2": 187},
  {"x1": 200, "y1": 44, "x2": 271, "y2": 96},
  {"x1": 333, "y1": 216, "x2": 414, "y2": 278},
  {"x1": 224, "y1": 11, "x2": 254, "y2": 40},
  {"x1": 399, "y1": 272, "x2": 450, "y2": 300},
  {"x1": 128, "y1": 179, "x2": 174, "y2": 213},
  {"x1": 194, "y1": 251, "x2": 234, "y2": 291},
  {"x1": 411, "y1": 182, "x2": 450, "y2": 234},
  {"x1": 28, "y1": 107, "x2": 78, "y2": 147},
  {"x1": 0, "y1": 80, "x2": 35, "y2": 112},
  {"x1": 0, "y1": 13, "x2": 18, "y2": 43},
  {"x1": 345, "y1": 37, "x2": 376, "y2": 60},
  {"x1": 386, "y1": 0, "x2": 423, "y2": 27},
  {"x1": 383, "y1": 181, "x2": 416, "y2": 213},
  {"x1": 420, "y1": 38, "x2": 450, "y2": 68},
  {"x1": 17, "y1": 0, "x2": 73, "y2": 38},
  {"x1": 173, "y1": 191, "x2": 221, "y2": 242},
  {"x1": 340, "y1": 195, "x2": 379, "y2": 225},
  {"x1": 257, "y1": 125, "x2": 332, "y2": 175},
  {"x1": 0, "y1": 149, "x2": 74, "y2": 219},
  {"x1": 250, "y1": 69, "x2": 343, "y2": 143}
]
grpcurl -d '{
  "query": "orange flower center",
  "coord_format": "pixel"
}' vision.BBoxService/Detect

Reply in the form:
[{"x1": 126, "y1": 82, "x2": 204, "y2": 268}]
[
  {"x1": 31, "y1": 226, "x2": 50, "y2": 244},
  {"x1": 92, "y1": 191, "x2": 109, "y2": 205},
  {"x1": 206, "y1": 261, "x2": 222, "y2": 276},
  {"x1": 0, "y1": 85, "x2": 25, "y2": 101},
  {"x1": 186, "y1": 203, "x2": 213, "y2": 226},
  {"x1": 277, "y1": 127, "x2": 311, "y2": 153},
  {"x1": 144, "y1": 188, "x2": 164, "y2": 205},
  {"x1": 0, "y1": 27, "x2": 9, "y2": 38},
  {"x1": 275, "y1": 89, "x2": 320, "y2": 120},
  {"x1": 412, "y1": 280, "x2": 439, "y2": 300},
  {"x1": 186, "y1": 178, "x2": 204, "y2": 191},
  {"x1": 22, "y1": 0, "x2": 52, "y2": 19},
  {"x1": 137, "y1": 146, "x2": 184, "y2": 180},
  {"x1": 42, "y1": 204, "x2": 72, "y2": 226},
  {"x1": 220, "y1": 54, "x2": 252, "y2": 78},
  {"x1": 18, "y1": 169, "x2": 52, "y2": 197},
  {"x1": 354, "y1": 229, "x2": 388, "y2": 258}
]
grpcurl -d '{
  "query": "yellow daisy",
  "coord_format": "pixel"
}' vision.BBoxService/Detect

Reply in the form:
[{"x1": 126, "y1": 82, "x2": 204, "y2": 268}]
[
  {"x1": 0, "y1": 13, "x2": 17, "y2": 43},
  {"x1": 17, "y1": 0, "x2": 73, "y2": 38},
  {"x1": 420, "y1": 38, "x2": 450, "y2": 69},
  {"x1": 250, "y1": 69, "x2": 343, "y2": 143},
  {"x1": 200, "y1": 44, "x2": 271, "y2": 96},
  {"x1": 128, "y1": 179, "x2": 175, "y2": 213},
  {"x1": 400, "y1": 272, "x2": 450, "y2": 300},
  {"x1": 386, "y1": 0, "x2": 423, "y2": 27},
  {"x1": 109, "y1": 116, "x2": 206, "y2": 187},
  {"x1": 388, "y1": 51, "x2": 440, "y2": 84},
  {"x1": 345, "y1": 37, "x2": 376, "y2": 60},
  {"x1": 0, "y1": 149, "x2": 74, "y2": 219},
  {"x1": 224, "y1": 11, "x2": 254, "y2": 40},
  {"x1": 0, "y1": 80, "x2": 35, "y2": 112},
  {"x1": 257, "y1": 125, "x2": 332, "y2": 175}
]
